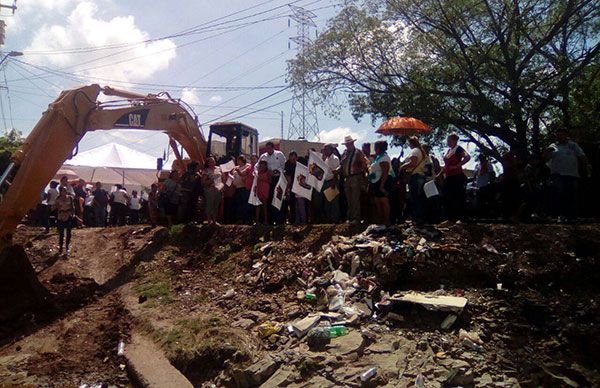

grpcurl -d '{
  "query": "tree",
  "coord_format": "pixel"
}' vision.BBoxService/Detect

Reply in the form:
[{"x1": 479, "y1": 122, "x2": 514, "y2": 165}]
[
  {"x1": 290, "y1": 0, "x2": 600, "y2": 160},
  {"x1": 569, "y1": 61, "x2": 600, "y2": 143},
  {"x1": 0, "y1": 129, "x2": 23, "y2": 172}
]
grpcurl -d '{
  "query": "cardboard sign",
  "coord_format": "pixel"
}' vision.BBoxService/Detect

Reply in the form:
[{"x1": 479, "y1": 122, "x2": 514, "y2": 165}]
[
  {"x1": 292, "y1": 162, "x2": 313, "y2": 200},
  {"x1": 248, "y1": 173, "x2": 262, "y2": 206},
  {"x1": 307, "y1": 150, "x2": 330, "y2": 192},
  {"x1": 271, "y1": 173, "x2": 288, "y2": 210},
  {"x1": 219, "y1": 160, "x2": 236, "y2": 173}
]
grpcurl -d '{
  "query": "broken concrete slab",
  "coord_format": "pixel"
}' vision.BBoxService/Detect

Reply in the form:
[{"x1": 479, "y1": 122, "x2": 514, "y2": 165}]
[
  {"x1": 232, "y1": 318, "x2": 256, "y2": 330},
  {"x1": 291, "y1": 315, "x2": 320, "y2": 338},
  {"x1": 328, "y1": 330, "x2": 365, "y2": 356},
  {"x1": 367, "y1": 342, "x2": 393, "y2": 354},
  {"x1": 233, "y1": 357, "x2": 281, "y2": 388},
  {"x1": 388, "y1": 292, "x2": 468, "y2": 312},
  {"x1": 125, "y1": 332, "x2": 193, "y2": 388}
]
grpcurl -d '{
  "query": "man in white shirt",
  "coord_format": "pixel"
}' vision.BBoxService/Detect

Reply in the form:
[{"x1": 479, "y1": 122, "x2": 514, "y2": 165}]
[
  {"x1": 44, "y1": 181, "x2": 60, "y2": 232},
  {"x1": 128, "y1": 190, "x2": 142, "y2": 224},
  {"x1": 110, "y1": 184, "x2": 130, "y2": 226},
  {"x1": 259, "y1": 141, "x2": 286, "y2": 223},
  {"x1": 259, "y1": 142, "x2": 286, "y2": 174},
  {"x1": 544, "y1": 128, "x2": 588, "y2": 219},
  {"x1": 59, "y1": 175, "x2": 75, "y2": 196}
]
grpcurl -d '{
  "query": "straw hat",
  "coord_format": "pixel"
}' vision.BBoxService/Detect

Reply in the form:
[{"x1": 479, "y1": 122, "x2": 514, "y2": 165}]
[{"x1": 343, "y1": 135, "x2": 356, "y2": 144}]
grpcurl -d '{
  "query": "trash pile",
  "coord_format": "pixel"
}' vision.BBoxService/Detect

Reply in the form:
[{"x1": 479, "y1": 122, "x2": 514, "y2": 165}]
[{"x1": 218, "y1": 224, "x2": 526, "y2": 387}]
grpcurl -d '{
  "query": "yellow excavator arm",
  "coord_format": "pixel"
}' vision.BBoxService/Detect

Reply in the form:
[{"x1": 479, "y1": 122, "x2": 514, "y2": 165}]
[{"x1": 0, "y1": 84, "x2": 207, "y2": 247}]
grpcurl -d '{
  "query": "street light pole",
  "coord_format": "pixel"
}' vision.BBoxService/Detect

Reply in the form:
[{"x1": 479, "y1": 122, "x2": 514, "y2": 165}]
[{"x1": 0, "y1": 51, "x2": 22, "y2": 67}]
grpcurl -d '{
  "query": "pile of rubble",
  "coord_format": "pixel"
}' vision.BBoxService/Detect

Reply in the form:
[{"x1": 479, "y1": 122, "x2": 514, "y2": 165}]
[{"x1": 218, "y1": 225, "x2": 528, "y2": 387}]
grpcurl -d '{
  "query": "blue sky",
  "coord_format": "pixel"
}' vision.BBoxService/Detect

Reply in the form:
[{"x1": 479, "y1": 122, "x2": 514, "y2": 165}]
[{"x1": 0, "y1": 0, "x2": 389, "y2": 160}]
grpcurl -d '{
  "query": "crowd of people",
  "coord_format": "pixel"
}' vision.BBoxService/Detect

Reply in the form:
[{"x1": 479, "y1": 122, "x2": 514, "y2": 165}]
[{"x1": 36, "y1": 128, "x2": 588, "y2": 254}]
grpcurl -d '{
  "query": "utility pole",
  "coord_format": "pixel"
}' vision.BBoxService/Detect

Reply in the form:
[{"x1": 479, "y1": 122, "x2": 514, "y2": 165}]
[
  {"x1": 0, "y1": 1, "x2": 17, "y2": 46},
  {"x1": 0, "y1": 2, "x2": 18, "y2": 135},
  {"x1": 287, "y1": 5, "x2": 319, "y2": 140},
  {"x1": 0, "y1": 1, "x2": 17, "y2": 14}
]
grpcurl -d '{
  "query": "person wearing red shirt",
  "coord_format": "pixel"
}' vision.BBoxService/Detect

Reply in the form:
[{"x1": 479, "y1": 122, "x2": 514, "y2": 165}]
[
  {"x1": 441, "y1": 133, "x2": 471, "y2": 220},
  {"x1": 233, "y1": 155, "x2": 253, "y2": 224}
]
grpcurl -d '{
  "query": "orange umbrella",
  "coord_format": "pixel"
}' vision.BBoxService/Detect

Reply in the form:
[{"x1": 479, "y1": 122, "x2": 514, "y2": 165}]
[
  {"x1": 54, "y1": 168, "x2": 79, "y2": 180},
  {"x1": 376, "y1": 116, "x2": 432, "y2": 136}
]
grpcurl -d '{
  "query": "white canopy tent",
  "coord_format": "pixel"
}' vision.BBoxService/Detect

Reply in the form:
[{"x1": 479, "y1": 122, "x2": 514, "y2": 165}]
[{"x1": 60, "y1": 143, "x2": 172, "y2": 191}]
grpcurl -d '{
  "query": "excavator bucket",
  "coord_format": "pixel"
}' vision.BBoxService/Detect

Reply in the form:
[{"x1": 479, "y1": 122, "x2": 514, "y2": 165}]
[{"x1": 0, "y1": 245, "x2": 52, "y2": 332}]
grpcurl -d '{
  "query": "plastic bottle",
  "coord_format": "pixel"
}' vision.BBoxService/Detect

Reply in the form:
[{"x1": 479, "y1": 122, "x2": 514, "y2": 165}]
[
  {"x1": 309, "y1": 326, "x2": 348, "y2": 339},
  {"x1": 305, "y1": 291, "x2": 316, "y2": 300},
  {"x1": 360, "y1": 367, "x2": 377, "y2": 382},
  {"x1": 328, "y1": 326, "x2": 348, "y2": 337},
  {"x1": 117, "y1": 340, "x2": 125, "y2": 356}
]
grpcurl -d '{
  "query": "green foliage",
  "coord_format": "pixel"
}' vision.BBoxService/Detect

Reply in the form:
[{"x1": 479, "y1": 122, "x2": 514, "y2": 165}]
[
  {"x1": 169, "y1": 223, "x2": 185, "y2": 237},
  {"x1": 131, "y1": 268, "x2": 173, "y2": 302},
  {"x1": 569, "y1": 62, "x2": 600, "y2": 143},
  {"x1": 290, "y1": 0, "x2": 600, "y2": 159},
  {"x1": 0, "y1": 129, "x2": 23, "y2": 172}
]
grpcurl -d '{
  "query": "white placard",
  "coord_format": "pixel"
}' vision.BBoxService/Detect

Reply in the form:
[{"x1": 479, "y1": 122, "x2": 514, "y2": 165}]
[
  {"x1": 248, "y1": 173, "x2": 262, "y2": 206},
  {"x1": 424, "y1": 180, "x2": 439, "y2": 198},
  {"x1": 271, "y1": 173, "x2": 288, "y2": 210},
  {"x1": 307, "y1": 150, "x2": 331, "y2": 192},
  {"x1": 225, "y1": 173, "x2": 234, "y2": 187},
  {"x1": 219, "y1": 160, "x2": 236, "y2": 173},
  {"x1": 292, "y1": 162, "x2": 313, "y2": 200}
]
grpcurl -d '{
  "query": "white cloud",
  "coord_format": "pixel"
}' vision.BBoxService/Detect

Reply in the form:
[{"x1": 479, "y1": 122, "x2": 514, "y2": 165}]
[
  {"x1": 6, "y1": 0, "x2": 84, "y2": 32},
  {"x1": 209, "y1": 95, "x2": 222, "y2": 103},
  {"x1": 23, "y1": 1, "x2": 176, "y2": 82},
  {"x1": 181, "y1": 87, "x2": 200, "y2": 105},
  {"x1": 313, "y1": 126, "x2": 362, "y2": 145}
]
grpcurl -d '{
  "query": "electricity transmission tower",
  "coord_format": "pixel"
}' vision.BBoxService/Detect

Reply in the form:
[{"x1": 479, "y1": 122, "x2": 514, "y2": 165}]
[{"x1": 288, "y1": 5, "x2": 319, "y2": 140}]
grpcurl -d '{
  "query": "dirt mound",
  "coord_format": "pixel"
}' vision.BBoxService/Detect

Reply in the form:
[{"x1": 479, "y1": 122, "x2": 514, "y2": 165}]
[{"x1": 0, "y1": 245, "x2": 52, "y2": 338}]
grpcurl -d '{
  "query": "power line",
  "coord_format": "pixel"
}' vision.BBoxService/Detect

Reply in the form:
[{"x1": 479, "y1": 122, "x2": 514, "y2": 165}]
[
  {"x1": 15, "y1": 1, "x2": 334, "y2": 79},
  {"x1": 187, "y1": 27, "x2": 289, "y2": 86},
  {"x1": 21, "y1": 0, "x2": 323, "y2": 56},
  {"x1": 197, "y1": 74, "x2": 286, "y2": 115},
  {"x1": 202, "y1": 86, "x2": 290, "y2": 124},
  {"x1": 188, "y1": 102, "x2": 281, "y2": 114},
  {"x1": 225, "y1": 97, "x2": 294, "y2": 123},
  {"x1": 22, "y1": 0, "x2": 289, "y2": 55},
  {"x1": 9, "y1": 59, "x2": 287, "y2": 91},
  {"x1": 69, "y1": 2, "x2": 333, "y2": 75},
  {"x1": 4, "y1": 2, "x2": 336, "y2": 96},
  {"x1": 53, "y1": 13, "x2": 291, "y2": 73}
]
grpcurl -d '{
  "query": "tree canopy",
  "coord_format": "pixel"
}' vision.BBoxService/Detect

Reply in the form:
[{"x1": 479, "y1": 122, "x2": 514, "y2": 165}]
[
  {"x1": 290, "y1": 0, "x2": 600, "y2": 159},
  {"x1": 0, "y1": 129, "x2": 23, "y2": 172}
]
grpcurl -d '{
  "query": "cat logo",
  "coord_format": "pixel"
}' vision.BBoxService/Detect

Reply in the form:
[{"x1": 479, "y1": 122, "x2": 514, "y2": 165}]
[
  {"x1": 128, "y1": 113, "x2": 142, "y2": 127},
  {"x1": 115, "y1": 109, "x2": 149, "y2": 128}
]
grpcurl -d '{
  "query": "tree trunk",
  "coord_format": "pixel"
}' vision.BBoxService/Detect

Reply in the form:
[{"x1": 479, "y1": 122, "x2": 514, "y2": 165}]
[{"x1": 531, "y1": 113, "x2": 541, "y2": 157}]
